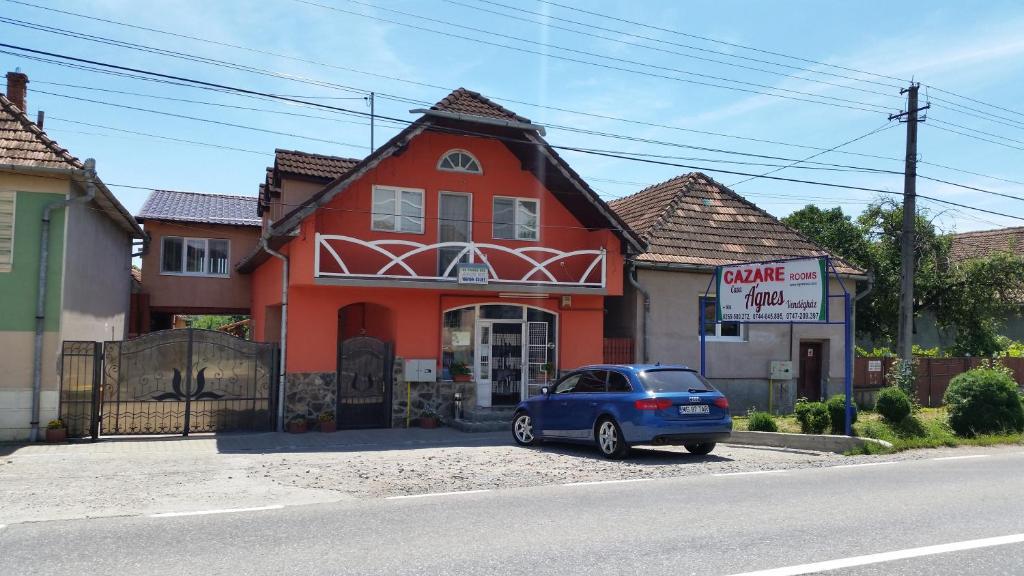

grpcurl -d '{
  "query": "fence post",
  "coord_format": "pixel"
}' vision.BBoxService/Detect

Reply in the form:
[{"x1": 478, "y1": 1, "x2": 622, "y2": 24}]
[
  {"x1": 183, "y1": 329, "x2": 193, "y2": 437},
  {"x1": 89, "y1": 341, "x2": 102, "y2": 441}
]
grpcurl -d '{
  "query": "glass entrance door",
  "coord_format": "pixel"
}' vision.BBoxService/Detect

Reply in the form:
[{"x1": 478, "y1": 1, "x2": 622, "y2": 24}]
[{"x1": 480, "y1": 321, "x2": 525, "y2": 407}]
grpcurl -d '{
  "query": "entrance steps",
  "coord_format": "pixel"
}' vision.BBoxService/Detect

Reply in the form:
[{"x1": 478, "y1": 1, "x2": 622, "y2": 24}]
[{"x1": 451, "y1": 407, "x2": 516, "y2": 433}]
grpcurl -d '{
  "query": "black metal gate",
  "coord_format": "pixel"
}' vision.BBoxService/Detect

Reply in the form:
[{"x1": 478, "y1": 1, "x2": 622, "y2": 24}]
[
  {"x1": 59, "y1": 329, "x2": 278, "y2": 438},
  {"x1": 337, "y1": 336, "x2": 393, "y2": 429}
]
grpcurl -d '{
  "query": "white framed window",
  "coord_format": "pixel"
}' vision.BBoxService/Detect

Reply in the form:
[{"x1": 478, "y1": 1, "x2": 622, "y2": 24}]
[
  {"x1": 700, "y1": 296, "x2": 746, "y2": 342},
  {"x1": 160, "y1": 236, "x2": 230, "y2": 277},
  {"x1": 371, "y1": 185, "x2": 424, "y2": 234},
  {"x1": 492, "y1": 197, "x2": 539, "y2": 241},
  {"x1": 0, "y1": 191, "x2": 14, "y2": 273},
  {"x1": 437, "y1": 149, "x2": 482, "y2": 174}
]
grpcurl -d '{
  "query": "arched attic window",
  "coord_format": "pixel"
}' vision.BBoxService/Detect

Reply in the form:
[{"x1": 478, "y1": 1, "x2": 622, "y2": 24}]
[{"x1": 438, "y1": 149, "x2": 482, "y2": 174}]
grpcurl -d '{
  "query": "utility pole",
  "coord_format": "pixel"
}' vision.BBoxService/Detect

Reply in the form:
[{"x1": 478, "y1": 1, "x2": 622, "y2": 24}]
[
  {"x1": 368, "y1": 91, "x2": 375, "y2": 152},
  {"x1": 889, "y1": 83, "x2": 929, "y2": 361}
]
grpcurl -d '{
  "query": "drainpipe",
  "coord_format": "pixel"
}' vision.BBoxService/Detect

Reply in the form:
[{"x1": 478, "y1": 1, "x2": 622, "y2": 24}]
[
  {"x1": 30, "y1": 159, "x2": 97, "y2": 442},
  {"x1": 627, "y1": 262, "x2": 651, "y2": 363},
  {"x1": 261, "y1": 237, "x2": 288, "y2": 433}
]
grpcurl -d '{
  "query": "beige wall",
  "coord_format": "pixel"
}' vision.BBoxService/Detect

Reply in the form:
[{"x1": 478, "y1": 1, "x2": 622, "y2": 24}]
[
  {"x1": 140, "y1": 220, "x2": 259, "y2": 312},
  {"x1": 621, "y1": 267, "x2": 853, "y2": 411},
  {"x1": 0, "y1": 331, "x2": 60, "y2": 441},
  {"x1": 61, "y1": 180, "x2": 133, "y2": 341}
]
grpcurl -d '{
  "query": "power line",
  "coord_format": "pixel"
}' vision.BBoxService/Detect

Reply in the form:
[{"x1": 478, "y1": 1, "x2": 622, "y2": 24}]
[
  {"x1": 918, "y1": 175, "x2": 1024, "y2": 204},
  {"x1": 444, "y1": 0, "x2": 904, "y2": 100},
  {"x1": 294, "y1": 0, "x2": 896, "y2": 114},
  {"x1": 925, "y1": 122, "x2": 1024, "y2": 153},
  {"x1": 44, "y1": 116, "x2": 272, "y2": 156},
  {"x1": 928, "y1": 117, "x2": 1024, "y2": 147},
  {"x1": 924, "y1": 83, "x2": 1024, "y2": 120}
]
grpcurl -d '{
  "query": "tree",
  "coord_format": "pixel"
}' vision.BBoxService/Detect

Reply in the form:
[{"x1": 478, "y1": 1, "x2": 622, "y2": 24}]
[
  {"x1": 782, "y1": 205, "x2": 872, "y2": 268},
  {"x1": 939, "y1": 252, "x2": 1024, "y2": 356}
]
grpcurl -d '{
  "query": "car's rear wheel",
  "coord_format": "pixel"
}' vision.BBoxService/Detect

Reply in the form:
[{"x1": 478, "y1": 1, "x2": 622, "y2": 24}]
[
  {"x1": 512, "y1": 412, "x2": 537, "y2": 446},
  {"x1": 595, "y1": 418, "x2": 629, "y2": 459},
  {"x1": 684, "y1": 442, "x2": 716, "y2": 455}
]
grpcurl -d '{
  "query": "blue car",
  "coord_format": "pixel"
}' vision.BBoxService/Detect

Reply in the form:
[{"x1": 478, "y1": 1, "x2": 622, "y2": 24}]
[{"x1": 512, "y1": 364, "x2": 732, "y2": 459}]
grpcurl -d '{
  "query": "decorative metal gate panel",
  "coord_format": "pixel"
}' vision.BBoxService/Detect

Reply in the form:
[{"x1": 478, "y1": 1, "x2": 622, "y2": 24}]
[
  {"x1": 59, "y1": 341, "x2": 102, "y2": 438},
  {"x1": 59, "y1": 329, "x2": 277, "y2": 437},
  {"x1": 337, "y1": 336, "x2": 393, "y2": 429}
]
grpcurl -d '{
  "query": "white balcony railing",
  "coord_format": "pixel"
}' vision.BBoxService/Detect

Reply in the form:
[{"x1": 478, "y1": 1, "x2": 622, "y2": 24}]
[{"x1": 315, "y1": 233, "x2": 606, "y2": 288}]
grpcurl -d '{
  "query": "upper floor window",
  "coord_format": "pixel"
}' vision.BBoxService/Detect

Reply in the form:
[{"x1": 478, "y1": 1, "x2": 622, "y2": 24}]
[
  {"x1": 437, "y1": 149, "x2": 482, "y2": 174},
  {"x1": 372, "y1": 185, "x2": 424, "y2": 234},
  {"x1": 0, "y1": 191, "x2": 14, "y2": 273},
  {"x1": 161, "y1": 236, "x2": 229, "y2": 277},
  {"x1": 493, "y1": 197, "x2": 539, "y2": 241}
]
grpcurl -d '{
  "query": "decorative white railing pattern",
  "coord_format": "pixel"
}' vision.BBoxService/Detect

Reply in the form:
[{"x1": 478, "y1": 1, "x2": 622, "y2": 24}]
[{"x1": 315, "y1": 233, "x2": 606, "y2": 287}]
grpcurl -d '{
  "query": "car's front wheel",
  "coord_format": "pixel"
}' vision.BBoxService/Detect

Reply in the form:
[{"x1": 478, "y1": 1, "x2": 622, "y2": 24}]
[
  {"x1": 512, "y1": 411, "x2": 537, "y2": 446},
  {"x1": 684, "y1": 442, "x2": 716, "y2": 455},
  {"x1": 595, "y1": 418, "x2": 629, "y2": 459}
]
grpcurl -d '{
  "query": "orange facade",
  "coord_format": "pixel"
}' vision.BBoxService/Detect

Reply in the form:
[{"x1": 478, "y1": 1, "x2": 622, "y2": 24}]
[{"x1": 251, "y1": 130, "x2": 625, "y2": 382}]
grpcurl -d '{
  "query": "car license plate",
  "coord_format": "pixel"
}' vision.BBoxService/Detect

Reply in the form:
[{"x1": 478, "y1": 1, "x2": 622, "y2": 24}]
[{"x1": 679, "y1": 405, "x2": 710, "y2": 415}]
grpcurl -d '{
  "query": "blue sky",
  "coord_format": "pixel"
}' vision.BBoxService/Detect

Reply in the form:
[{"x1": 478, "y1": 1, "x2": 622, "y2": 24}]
[{"x1": 3, "y1": 0, "x2": 1024, "y2": 233}]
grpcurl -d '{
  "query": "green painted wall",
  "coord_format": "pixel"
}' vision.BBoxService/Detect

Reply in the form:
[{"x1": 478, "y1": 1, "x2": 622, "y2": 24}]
[{"x1": 0, "y1": 191, "x2": 65, "y2": 332}]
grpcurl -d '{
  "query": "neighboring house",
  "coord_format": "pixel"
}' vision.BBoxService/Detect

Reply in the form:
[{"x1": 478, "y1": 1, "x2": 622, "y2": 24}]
[
  {"x1": 0, "y1": 71, "x2": 143, "y2": 441},
  {"x1": 915, "y1": 226, "x2": 1024, "y2": 348},
  {"x1": 135, "y1": 190, "x2": 261, "y2": 330},
  {"x1": 237, "y1": 88, "x2": 641, "y2": 428},
  {"x1": 606, "y1": 173, "x2": 865, "y2": 413}
]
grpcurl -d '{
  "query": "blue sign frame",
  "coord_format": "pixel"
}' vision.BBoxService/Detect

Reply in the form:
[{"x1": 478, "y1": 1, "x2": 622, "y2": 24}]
[{"x1": 699, "y1": 257, "x2": 855, "y2": 435}]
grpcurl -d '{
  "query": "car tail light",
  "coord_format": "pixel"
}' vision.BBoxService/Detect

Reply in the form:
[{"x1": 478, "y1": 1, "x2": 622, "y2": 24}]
[
  {"x1": 635, "y1": 398, "x2": 673, "y2": 410},
  {"x1": 713, "y1": 397, "x2": 729, "y2": 410}
]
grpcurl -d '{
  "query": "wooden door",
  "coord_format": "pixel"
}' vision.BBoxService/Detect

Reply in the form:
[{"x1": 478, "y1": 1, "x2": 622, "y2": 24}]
[{"x1": 798, "y1": 342, "x2": 823, "y2": 401}]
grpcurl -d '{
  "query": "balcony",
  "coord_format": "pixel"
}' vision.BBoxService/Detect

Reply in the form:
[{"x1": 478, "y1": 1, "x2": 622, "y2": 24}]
[{"x1": 314, "y1": 233, "x2": 606, "y2": 290}]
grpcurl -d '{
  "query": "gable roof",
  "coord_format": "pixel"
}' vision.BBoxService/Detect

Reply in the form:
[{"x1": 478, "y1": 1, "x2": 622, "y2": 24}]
[
  {"x1": 138, "y1": 190, "x2": 260, "y2": 227},
  {"x1": 237, "y1": 88, "x2": 641, "y2": 272},
  {"x1": 1, "y1": 94, "x2": 142, "y2": 237},
  {"x1": 274, "y1": 148, "x2": 360, "y2": 180},
  {"x1": 609, "y1": 172, "x2": 864, "y2": 276},
  {"x1": 950, "y1": 226, "x2": 1024, "y2": 262}
]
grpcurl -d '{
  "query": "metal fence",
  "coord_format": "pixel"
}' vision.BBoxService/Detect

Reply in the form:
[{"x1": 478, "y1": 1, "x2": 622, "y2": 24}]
[
  {"x1": 603, "y1": 338, "x2": 635, "y2": 364},
  {"x1": 854, "y1": 357, "x2": 1024, "y2": 407}
]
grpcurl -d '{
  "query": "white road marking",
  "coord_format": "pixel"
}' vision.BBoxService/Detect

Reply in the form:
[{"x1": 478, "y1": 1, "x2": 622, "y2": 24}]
[
  {"x1": 725, "y1": 533, "x2": 1024, "y2": 576},
  {"x1": 713, "y1": 470, "x2": 788, "y2": 477},
  {"x1": 562, "y1": 478, "x2": 652, "y2": 487},
  {"x1": 0, "y1": 524, "x2": 6, "y2": 531},
  {"x1": 386, "y1": 489, "x2": 491, "y2": 500},
  {"x1": 149, "y1": 505, "x2": 284, "y2": 518},
  {"x1": 932, "y1": 454, "x2": 990, "y2": 461},
  {"x1": 827, "y1": 461, "x2": 900, "y2": 470}
]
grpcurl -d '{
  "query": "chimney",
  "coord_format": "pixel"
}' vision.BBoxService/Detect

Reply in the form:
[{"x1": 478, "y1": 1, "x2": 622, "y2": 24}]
[{"x1": 5, "y1": 70, "x2": 28, "y2": 111}]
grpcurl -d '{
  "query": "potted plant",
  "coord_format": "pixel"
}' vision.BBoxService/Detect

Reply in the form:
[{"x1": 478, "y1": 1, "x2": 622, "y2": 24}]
[
  {"x1": 45, "y1": 419, "x2": 66, "y2": 443},
  {"x1": 319, "y1": 411, "x2": 337, "y2": 433},
  {"x1": 286, "y1": 414, "x2": 308, "y2": 434},
  {"x1": 419, "y1": 406, "x2": 441, "y2": 429},
  {"x1": 451, "y1": 361, "x2": 472, "y2": 382},
  {"x1": 542, "y1": 362, "x2": 555, "y2": 380}
]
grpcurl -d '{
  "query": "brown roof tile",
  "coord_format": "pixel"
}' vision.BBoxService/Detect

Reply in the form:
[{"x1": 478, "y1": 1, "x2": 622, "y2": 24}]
[
  {"x1": 431, "y1": 88, "x2": 532, "y2": 123},
  {"x1": 138, "y1": 190, "x2": 260, "y2": 226},
  {"x1": 0, "y1": 94, "x2": 82, "y2": 169},
  {"x1": 274, "y1": 149, "x2": 359, "y2": 180},
  {"x1": 609, "y1": 172, "x2": 864, "y2": 276},
  {"x1": 950, "y1": 226, "x2": 1024, "y2": 262}
]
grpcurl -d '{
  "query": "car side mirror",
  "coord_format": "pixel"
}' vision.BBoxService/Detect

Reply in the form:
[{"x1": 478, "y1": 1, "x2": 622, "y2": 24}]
[{"x1": 541, "y1": 386, "x2": 550, "y2": 396}]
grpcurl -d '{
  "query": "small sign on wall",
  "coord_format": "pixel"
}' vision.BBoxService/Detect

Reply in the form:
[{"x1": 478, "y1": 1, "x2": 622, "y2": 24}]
[
  {"x1": 868, "y1": 360, "x2": 882, "y2": 372},
  {"x1": 457, "y1": 263, "x2": 489, "y2": 285}
]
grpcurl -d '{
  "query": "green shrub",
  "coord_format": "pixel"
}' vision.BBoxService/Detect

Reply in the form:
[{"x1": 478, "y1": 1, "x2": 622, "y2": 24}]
[
  {"x1": 885, "y1": 359, "x2": 919, "y2": 404},
  {"x1": 826, "y1": 394, "x2": 858, "y2": 434},
  {"x1": 875, "y1": 387, "x2": 912, "y2": 424},
  {"x1": 794, "y1": 400, "x2": 830, "y2": 434},
  {"x1": 944, "y1": 368, "x2": 1024, "y2": 437},
  {"x1": 747, "y1": 411, "x2": 778, "y2": 432}
]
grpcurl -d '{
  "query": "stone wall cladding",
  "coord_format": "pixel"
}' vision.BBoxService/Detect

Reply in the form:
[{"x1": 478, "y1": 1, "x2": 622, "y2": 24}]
[
  {"x1": 285, "y1": 372, "x2": 337, "y2": 423},
  {"x1": 390, "y1": 356, "x2": 477, "y2": 427}
]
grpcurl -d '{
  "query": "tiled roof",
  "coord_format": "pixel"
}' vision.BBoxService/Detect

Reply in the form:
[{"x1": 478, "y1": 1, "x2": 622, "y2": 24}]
[
  {"x1": 431, "y1": 88, "x2": 532, "y2": 123},
  {"x1": 0, "y1": 94, "x2": 82, "y2": 169},
  {"x1": 275, "y1": 149, "x2": 359, "y2": 180},
  {"x1": 609, "y1": 172, "x2": 864, "y2": 276},
  {"x1": 950, "y1": 226, "x2": 1024, "y2": 262},
  {"x1": 138, "y1": 190, "x2": 260, "y2": 226}
]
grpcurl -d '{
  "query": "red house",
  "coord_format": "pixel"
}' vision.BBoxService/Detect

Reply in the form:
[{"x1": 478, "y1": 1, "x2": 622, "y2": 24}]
[{"x1": 237, "y1": 89, "x2": 641, "y2": 428}]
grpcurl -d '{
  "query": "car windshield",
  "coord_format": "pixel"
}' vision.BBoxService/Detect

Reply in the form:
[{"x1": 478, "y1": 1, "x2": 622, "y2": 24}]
[{"x1": 639, "y1": 369, "x2": 713, "y2": 393}]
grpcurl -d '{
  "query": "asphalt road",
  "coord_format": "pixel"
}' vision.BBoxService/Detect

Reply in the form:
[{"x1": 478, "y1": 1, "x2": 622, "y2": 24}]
[{"x1": 3, "y1": 450, "x2": 1023, "y2": 575}]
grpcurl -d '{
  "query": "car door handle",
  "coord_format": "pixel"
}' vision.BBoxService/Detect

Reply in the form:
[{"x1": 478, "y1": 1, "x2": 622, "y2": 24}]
[
  {"x1": 560, "y1": 401, "x2": 569, "y2": 407},
  {"x1": 590, "y1": 402, "x2": 598, "y2": 407}
]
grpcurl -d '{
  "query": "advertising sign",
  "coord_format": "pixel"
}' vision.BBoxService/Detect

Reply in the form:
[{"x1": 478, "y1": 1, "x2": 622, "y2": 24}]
[
  {"x1": 457, "y1": 263, "x2": 490, "y2": 285},
  {"x1": 716, "y1": 258, "x2": 827, "y2": 323}
]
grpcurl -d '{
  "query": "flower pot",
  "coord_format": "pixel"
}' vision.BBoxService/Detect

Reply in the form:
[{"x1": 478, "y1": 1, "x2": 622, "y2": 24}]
[
  {"x1": 287, "y1": 420, "x2": 308, "y2": 434},
  {"x1": 45, "y1": 427, "x2": 67, "y2": 443},
  {"x1": 320, "y1": 421, "x2": 337, "y2": 433},
  {"x1": 453, "y1": 374, "x2": 472, "y2": 383},
  {"x1": 419, "y1": 417, "x2": 439, "y2": 429}
]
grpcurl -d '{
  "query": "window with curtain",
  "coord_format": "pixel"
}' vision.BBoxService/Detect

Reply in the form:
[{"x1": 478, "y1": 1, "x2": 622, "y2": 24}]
[
  {"x1": 492, "y1": 197, "x2": 539, "y2": 241},
  {"x1": 372, "y1": 186, "x2": 424, "y2": 233},
  {"x1": 438, "y1": 192, "x2": 471, "y2": 276},
  {"x1": 160, "y1": 236, "x2": 230, "y2": 277}
]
